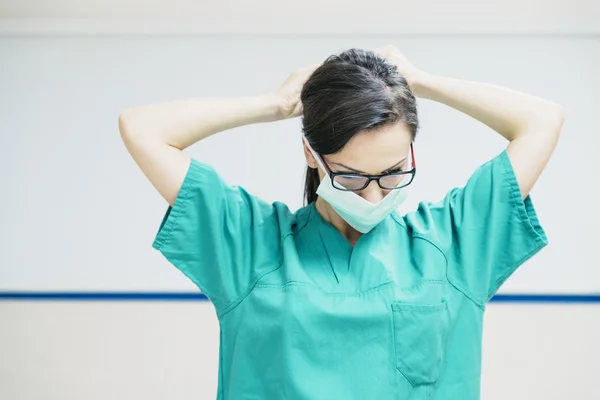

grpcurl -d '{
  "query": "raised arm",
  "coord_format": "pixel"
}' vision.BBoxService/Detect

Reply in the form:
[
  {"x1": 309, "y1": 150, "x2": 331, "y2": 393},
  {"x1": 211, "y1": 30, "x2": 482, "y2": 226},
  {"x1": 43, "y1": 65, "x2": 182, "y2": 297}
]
[
  {"x1": 375, "y1": 45, "x2": 565, "y2": 199},
  {"x1": 118, "y1": 63, "x2": 318, "y2": 206},
  {"x1": 119, "y1": 95, "x2": 281, "y2": 206}
]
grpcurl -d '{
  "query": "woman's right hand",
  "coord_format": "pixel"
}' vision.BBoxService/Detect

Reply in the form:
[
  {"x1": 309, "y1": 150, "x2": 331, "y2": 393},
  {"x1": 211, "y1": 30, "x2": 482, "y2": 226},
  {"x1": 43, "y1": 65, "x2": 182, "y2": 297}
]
[{"x1": 273, "y1": 63, "x2": 321, "y2": 120}]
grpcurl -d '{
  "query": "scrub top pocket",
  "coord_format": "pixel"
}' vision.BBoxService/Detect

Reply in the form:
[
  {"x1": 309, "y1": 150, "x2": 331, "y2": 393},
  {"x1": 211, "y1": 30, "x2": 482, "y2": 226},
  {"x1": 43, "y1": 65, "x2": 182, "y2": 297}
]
[{"x1": 391, "y1": 300, "x2": 450, "y2": 387}]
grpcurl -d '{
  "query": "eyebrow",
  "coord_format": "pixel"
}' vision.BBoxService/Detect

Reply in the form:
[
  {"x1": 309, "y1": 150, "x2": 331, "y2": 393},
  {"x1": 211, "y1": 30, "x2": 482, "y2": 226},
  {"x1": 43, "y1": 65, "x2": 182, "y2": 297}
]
[{"x1": 328, "y1": 157, "x2": 408, "y2": 174}]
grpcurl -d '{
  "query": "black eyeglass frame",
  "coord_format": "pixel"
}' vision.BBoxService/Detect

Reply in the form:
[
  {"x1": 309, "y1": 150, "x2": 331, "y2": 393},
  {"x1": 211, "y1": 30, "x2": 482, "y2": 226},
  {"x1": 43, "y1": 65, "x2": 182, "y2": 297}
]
[{"x1": 317, "y1": 144, "x2": 417, "y2": 192}]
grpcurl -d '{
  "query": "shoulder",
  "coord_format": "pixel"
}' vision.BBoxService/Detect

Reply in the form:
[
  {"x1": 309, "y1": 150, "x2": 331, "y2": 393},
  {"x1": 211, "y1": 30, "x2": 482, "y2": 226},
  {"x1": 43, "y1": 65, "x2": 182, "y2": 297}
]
[
  {"x1": 391, "y1": 191, "x2": 459, "y2": 246},
  {"x1": 390, "y1": 149, "x2": 516, "y2": 243}
]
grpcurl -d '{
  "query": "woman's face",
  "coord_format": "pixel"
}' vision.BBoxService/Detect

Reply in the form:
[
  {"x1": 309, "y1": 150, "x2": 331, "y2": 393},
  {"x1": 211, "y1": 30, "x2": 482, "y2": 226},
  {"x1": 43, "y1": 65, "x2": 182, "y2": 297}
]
[{"x1": 304, "y1": 122, "x2": 414, "y2": 204}]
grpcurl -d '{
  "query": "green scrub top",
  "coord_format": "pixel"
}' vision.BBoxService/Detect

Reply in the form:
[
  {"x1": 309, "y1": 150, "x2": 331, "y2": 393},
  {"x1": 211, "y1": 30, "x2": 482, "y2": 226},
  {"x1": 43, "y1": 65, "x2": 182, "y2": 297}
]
[{"x1": 152, "y1": 150, "x2": 547, "y2": 400}]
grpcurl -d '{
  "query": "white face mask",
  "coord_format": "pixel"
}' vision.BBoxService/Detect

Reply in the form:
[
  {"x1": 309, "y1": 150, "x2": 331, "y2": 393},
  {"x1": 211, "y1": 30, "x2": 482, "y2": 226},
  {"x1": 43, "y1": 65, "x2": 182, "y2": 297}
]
[{"x1": 304, "y1": 138, "x2": 409, "y2": 234}]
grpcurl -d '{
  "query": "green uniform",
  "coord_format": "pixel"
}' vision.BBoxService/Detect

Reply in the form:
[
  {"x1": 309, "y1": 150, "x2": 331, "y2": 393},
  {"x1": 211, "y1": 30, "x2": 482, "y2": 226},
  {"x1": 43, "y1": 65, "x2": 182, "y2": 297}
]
[{"x1": 153, "y1": 150, "x2": 547, "y2": 399}]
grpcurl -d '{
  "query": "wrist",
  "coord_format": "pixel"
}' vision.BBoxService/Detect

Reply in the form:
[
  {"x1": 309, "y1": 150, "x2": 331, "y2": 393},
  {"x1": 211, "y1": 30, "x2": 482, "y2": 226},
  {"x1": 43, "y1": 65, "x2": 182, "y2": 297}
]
[
  {"x1": 256, "y1": 93, "x2": 286, "y2": 123},
  {"x1": 407, "y1": 71, "x2": 435, "y2": 98}
]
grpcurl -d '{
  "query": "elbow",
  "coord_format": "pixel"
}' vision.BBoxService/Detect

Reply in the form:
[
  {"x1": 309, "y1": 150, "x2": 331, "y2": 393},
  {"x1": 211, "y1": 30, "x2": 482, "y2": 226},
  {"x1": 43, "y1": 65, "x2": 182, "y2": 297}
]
[
  {"x1": 549, "y1": 102, "x2": 565, "y2": 125},
  {"x1": 512, "y1": 103, "x2": 565, "y2": 142},
  {"x1": 548, "y1": 103, "x2": 565, "y2": 137},
  {"x1": 118, "y1": 109, "x2": 176, "y2": 149},
  {"x1": 118, "y1": 108, "x2": 137, "y2": 140},
  {"x1": 544, "y1": 99, "x2": 565, "y2": 127},
  {"x1": 118, "y1": 109, "x2": 130, "y2": 136},
  {"x1": 529, "y1": 102, "x2": 565, "y2": 138}
]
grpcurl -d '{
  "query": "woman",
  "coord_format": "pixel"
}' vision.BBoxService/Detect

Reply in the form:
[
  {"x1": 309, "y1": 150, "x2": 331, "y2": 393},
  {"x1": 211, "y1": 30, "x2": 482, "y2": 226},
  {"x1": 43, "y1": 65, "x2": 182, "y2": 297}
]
[{"x1": 119, "y1": 46, "x2": 563, "y2": 399}]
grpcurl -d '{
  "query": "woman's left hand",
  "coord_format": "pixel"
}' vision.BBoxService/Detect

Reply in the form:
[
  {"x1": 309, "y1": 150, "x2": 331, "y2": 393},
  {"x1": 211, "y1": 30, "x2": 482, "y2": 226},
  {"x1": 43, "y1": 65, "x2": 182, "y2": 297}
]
[
  {"x1": 373, "y1": 45, "x2": 426, "y2": 92},
  {"x1": 372, "y1": 47, "x2": 564, "y2": 201}
]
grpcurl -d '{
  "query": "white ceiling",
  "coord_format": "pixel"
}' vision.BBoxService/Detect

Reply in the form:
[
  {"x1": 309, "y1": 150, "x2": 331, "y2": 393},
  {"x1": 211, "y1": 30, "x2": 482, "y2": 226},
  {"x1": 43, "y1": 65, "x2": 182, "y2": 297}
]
[{"x1": 1, "y1": 0, "x2": 599, "y2": 34}]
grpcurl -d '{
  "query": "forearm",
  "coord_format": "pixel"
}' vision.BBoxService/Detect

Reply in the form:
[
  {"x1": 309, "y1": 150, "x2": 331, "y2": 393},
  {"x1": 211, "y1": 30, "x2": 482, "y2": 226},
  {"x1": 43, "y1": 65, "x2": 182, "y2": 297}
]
[
  {"x1": 411, "y1": 73, "x2": 564, "y2": 141},
  {"x1": 119, "y1": 93, "x2": 282, "y2": 150}
]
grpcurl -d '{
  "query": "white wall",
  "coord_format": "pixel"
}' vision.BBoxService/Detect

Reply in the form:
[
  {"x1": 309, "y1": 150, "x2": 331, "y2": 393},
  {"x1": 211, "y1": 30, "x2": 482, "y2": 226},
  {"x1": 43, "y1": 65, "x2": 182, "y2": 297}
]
[
  {"x1": 1, "y1": 1, "x2": 599, "y2": 398},
  {"x1": 0, "y1": 301, "x2": 598, "y2": 400},
  {"x1": 1, "y1": 35, "x2": 598, "y2": 293},
  {"x1": 1, "y1": 0, "x2": 599, "y2": 34}
]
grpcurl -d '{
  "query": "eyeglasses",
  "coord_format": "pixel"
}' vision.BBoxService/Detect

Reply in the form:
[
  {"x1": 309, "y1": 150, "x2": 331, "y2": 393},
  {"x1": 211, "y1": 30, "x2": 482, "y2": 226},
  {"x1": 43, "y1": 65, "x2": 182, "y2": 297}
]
[{"x1": 318, "y1": 144, "x2": 417, "y2": 192}]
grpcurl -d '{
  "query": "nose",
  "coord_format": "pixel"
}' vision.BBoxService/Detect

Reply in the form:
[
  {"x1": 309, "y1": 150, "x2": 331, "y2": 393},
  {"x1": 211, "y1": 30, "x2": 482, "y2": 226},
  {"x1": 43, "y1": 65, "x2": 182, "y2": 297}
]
[{"x1": 359, "y1": 180, "x2": 385, "y2": 204}]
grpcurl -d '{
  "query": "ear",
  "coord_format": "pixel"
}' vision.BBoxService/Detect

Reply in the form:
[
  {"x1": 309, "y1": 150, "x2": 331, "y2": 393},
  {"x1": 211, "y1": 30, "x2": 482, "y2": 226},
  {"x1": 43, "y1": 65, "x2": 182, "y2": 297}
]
[{"x1": 302, "y1": 138, "x2": 319, "y2": 169}]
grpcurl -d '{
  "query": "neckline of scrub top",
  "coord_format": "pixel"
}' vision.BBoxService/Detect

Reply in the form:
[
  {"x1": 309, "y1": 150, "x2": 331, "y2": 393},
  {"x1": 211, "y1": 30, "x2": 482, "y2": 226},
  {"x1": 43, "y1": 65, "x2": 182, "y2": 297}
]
[{"x1": 306, "y1": 201, "x2": 389, "y2": 284}]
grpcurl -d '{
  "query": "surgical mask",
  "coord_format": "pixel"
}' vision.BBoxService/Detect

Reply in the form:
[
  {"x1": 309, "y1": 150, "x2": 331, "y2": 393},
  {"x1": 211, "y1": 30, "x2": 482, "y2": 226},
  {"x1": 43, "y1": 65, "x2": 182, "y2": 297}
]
[{"x1": 304, "y1": 138, "x2": 408, "y2": 233}]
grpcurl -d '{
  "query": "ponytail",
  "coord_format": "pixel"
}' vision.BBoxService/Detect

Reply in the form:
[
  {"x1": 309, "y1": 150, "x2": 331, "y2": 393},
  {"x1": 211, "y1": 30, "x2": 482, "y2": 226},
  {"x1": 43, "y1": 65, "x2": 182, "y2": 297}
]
[{"x1": 303, "y1": 166, "x2": 320, "y2": 205}]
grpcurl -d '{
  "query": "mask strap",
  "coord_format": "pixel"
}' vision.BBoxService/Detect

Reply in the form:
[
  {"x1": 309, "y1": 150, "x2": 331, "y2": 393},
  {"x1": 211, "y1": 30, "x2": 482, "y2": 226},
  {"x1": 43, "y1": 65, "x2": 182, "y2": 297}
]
[{"x1": 302, "y1": 137, "x2": 329, "y2": 176}]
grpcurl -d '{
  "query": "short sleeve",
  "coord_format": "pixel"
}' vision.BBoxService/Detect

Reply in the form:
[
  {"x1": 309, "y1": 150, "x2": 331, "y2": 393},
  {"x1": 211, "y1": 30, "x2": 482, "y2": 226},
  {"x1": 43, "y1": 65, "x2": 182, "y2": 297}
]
[
  {"x1": 404, "y1": 150, "x2": 548, "y2": 306},
  {"x1": 152, "y1": 158, "x2": 283, "y2": 313}
]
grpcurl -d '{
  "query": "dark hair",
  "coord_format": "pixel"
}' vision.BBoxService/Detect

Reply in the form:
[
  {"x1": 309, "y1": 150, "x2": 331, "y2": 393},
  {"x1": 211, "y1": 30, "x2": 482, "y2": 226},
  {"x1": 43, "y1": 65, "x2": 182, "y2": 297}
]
[{"x1": 301, "y1": 48, "x2": 419, "y2": 205}]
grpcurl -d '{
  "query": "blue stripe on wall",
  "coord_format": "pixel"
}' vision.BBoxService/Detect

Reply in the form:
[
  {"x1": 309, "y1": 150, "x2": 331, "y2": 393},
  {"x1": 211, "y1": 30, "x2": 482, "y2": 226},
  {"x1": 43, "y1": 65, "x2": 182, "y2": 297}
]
[
  {"x1": 0, "y1": 292, "x2": 209, "y2": 301},
  {"x1": 491, "y1": 294, "x2": 600, "y2": 303},
  {"x1": 0, "y1": 292, "x2": 599, "y2": 303}
]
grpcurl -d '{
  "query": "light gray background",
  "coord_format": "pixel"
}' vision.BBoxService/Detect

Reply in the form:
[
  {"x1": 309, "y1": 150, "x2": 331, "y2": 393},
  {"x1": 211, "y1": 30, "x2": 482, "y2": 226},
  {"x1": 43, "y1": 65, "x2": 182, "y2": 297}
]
[
  {"x1": 1, "y1": 35, "x2": 597, "y2": 293},
  {"x1": 1, "y1": 1, "x2": 599, "y2": 398}
]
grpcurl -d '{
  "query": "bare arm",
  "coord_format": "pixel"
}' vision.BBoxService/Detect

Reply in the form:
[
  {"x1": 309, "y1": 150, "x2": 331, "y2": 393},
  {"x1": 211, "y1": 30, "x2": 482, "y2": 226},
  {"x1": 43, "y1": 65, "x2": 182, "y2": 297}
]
[
  {"x1": 412, "y1": 73, "x2": 564, "y2": 198},
  {"x1": 119, "y1": 94, "x2": 282, "y2": 206},
  {"x1": 375, "y1": 45, "x2": 565, "y2": 199},
  {"x1": 118, "y1": 64, "x2": 317, "y2": 206}
]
